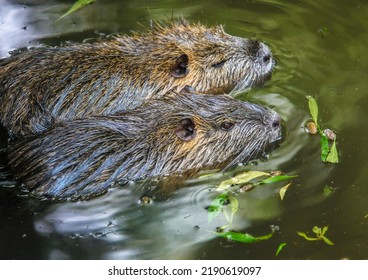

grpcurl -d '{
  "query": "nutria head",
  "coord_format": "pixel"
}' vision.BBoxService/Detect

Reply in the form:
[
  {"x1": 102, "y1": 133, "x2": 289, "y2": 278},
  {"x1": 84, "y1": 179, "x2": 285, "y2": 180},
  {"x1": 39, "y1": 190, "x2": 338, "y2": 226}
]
[
  {"x1": 0, "y1": 20, "x2": 274, "y2": 137},
  {"x1": 8, "y1": 93, "x2": 282, "y2": 200},
  {"x1": 116, "y1": 20, "x2": 274, "y2": 95}
]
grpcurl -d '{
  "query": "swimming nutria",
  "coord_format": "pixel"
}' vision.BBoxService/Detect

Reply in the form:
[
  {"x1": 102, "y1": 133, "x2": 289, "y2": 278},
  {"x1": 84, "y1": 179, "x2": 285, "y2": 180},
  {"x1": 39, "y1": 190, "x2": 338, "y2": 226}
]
[
  {"x1": 0, "y1": 20, "x2": 274, "y2": 137},
  {"x1": 7, "y1": 93, "x2": 282, "y2": 200}
]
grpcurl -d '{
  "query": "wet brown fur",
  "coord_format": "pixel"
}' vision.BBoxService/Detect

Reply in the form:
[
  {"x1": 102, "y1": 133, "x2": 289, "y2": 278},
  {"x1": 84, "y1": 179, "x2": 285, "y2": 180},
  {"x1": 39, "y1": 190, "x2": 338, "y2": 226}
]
[
  {"x1": 0, "y1": 20, "x2": 274, "y2": 137},
  {"x1": 7, "y1": 93, "x2": 281, "y2": 200}
]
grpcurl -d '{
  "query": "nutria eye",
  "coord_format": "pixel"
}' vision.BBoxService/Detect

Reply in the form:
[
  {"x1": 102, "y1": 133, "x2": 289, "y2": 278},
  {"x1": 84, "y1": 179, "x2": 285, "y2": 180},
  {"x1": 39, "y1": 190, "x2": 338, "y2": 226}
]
[
  {"x1": 211, "y1": 60, "x2": 226, "y2": 68},
  {"x1": 220, "y1": 121, "x2": 235, "y2": 130}
]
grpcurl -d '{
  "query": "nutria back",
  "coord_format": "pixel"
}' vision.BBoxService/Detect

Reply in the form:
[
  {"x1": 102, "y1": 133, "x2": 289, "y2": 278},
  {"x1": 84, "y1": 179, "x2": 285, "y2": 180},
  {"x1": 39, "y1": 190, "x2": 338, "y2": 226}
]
[
  {"x1": 0, "y1": 20, "x2": 274, "y2": 137},
  {"x1": 7, "y1": 93, "x2": 281, "y2": 200}
]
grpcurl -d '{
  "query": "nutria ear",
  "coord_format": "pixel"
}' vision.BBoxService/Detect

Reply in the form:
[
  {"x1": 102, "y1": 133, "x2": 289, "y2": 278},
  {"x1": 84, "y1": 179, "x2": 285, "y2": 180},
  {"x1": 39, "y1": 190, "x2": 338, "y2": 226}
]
[
  {"x1": 170, "y1": 54, "x2": 189, "y2": 78},
  {"x1": 175, "y1": 118, "x2": 196, "y2": 141}
]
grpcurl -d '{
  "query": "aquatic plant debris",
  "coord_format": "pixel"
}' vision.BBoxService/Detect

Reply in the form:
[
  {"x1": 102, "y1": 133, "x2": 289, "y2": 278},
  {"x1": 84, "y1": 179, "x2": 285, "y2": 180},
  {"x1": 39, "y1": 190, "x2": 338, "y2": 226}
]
[
  {"x1": 208, "y1": 170, "x2": 296, "y2": 244},
  {"x1": 279, "y1": 183, "x2": 291, "y2": 200},
  {"x1": 323, "y1": 185, "x2": 334, "y2": 196},
  {"x1": 217, "y1": 171, "x2": 268, "y2": 191},
  {"x1": 258, "y1": 174, "x2": 297, "y2": 185},
  {"x1": 296, "y1": 226, "x2": 334, "y2": 246},
  {"x1": 326, "y1": 139, "x2": 339, "y2": 163},
  {"x1": 306, "y1": 96, "x2": 339, "y2": 163},
  {"x1": 215, "y1": 230, "x2": 274, "y2": 243},
  {"x1": 308, "y1": 96, "x2": 319, "y2": 127},
  {"x1": 320, "y1": 134, "x2": 330, "y2": 161},
  {"x1": 207, "y1": 192, "x2": 229, "y2": 223},
  {"x1": 58, "y1": 0, "x2": 95, "y2": 21},
  {"x1": 209, "y1": 171, "x2": 297, "y2": 223},
  {"x1": 217, "y1": 170, "x2": 296, "y2": 192},
  {"x1": 227, "y1": 196, "x2": 239, "y2": 224},
  {"x1": 275, "y1": 242, "x2": 287, "y2": 256},
  {"x1": 207, "y1": 192, "x2": 239, "y2": 224}
]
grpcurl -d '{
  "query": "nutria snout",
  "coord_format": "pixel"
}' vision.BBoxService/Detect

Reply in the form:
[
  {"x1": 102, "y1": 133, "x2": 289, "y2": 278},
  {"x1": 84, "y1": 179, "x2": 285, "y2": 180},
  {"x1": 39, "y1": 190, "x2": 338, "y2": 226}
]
[
  {"x1": 7, "y1": 93, "x2": 282, "y2": 200},
  {"x1": 0, "y1": 20, "x2": 274, "y2": 137}
]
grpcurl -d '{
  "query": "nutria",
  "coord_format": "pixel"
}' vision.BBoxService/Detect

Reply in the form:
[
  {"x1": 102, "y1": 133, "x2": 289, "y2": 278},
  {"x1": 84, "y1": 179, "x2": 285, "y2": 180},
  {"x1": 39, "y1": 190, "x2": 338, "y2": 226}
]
[
  {"x1": 0, "y1": 20, "x2": 274, "y2": 137},
  {"x1": 7, "y1": 93, "x2": 282, "y2": 200}
]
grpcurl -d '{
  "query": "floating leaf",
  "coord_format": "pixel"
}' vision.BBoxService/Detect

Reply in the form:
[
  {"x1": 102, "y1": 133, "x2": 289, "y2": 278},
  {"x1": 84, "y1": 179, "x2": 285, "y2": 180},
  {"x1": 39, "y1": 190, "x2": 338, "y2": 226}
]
[
  {"x1": 322, "y1": 236, "x2": 334, "y2": 246},
  {"x1": 215, "y1": 230, "x2": 273, "y2": 243},
  {"x1": 198, "y1": 169, "x2": 221, "y2": 178},
  {"x1": 198, "y1": 173, "x2": 216, "y2": 179},
  {"x1": 307, "y1": 96, "x2": 319, "y2": 127},
  {"x1": 296, "y1": 231, "x2": 319, "y2": 241},
  {"x1": 279, "y1": 183, "x2": 292, "y2": 200},
  {"x1": 326, "y1": 139, "x2": 339, "y2": 163},
  {"x1": 312, "y1": 226, "x2": 321, "y2": 235},
  {"x1": 321, "y1": 226, "x2": 329, "y2": 235},
  {"x1": 275, "y1": 242, "x2": 287, "y2": 256},
  {"x1": 217, "y1": 171, "x2": 269, "y2": 191},
  {"x1": 320, "y1": 134, "x2": 329, "y2": 162},
  {"x1": 207, "y1": 192, "x2": 228, "y2": 222},
  {"x1": 297, "y1": 226, "x2": 334, "y2": 245},
  {"x1": 258, "y1": 175, "x2": 297, "y2": 185},
  {"x1": 228, "y1": 196, "x2": 239, "y2": 224},
  {"x1": 306, "y1": 97, "x2": 340, "y2": 164},
  {"x1": 58, "y1": 0, "x2": 95, "y2": 21},
  {"x1": 323, "y1": 185, "x2": 333, "y2": 196}
]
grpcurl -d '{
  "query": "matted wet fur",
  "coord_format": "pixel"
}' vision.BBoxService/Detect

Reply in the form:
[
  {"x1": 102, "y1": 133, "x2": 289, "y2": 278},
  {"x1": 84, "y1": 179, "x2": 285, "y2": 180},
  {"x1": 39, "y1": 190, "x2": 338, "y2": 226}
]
[
  {"x1": 0, "y1": 20, "x2": 274, "y2": 137},
  {"x1": 7, "y1": 93, "x2": 282, "y2": 200}
]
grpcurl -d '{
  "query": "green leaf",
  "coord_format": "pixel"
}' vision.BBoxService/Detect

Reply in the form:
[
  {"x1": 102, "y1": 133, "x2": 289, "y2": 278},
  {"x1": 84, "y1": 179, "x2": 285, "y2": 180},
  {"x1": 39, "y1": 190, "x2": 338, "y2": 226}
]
[
  {"x1": 321, "y1": 226, "x2": 329, "y2": 235},
  {"x1": 217, "y1": 171, "x2": 269, "y2": 191},
  {"x1": 323, "y1": 185, "x2": 333, "y2": 196},
  {"x1": 207, "y1": 192, "x2": 228, "y2": 222},
  {"x1": 279, "y1": 183, "x2": 291, "y2": 200},
  {"x1": 258, "y1": 175, "x2": 297, "y2": 185},
  {"x1": 198, "y1": 169, "x2": 221, "y2": 178},
  {"x1": 312, "y1": 226, "x2": 321, "y2": 235},
  {"x1": 322, "y1": 236, "x2": 335, "y2": 246},
  {"x1": 296, "y1": 231, "x2": 319, "y2": 241},
  {"x1": 326, "y1": 139, "x2": 339, "y2": 163},
  {"x1": 215, "y1": 230, "x2": 273, "y2": 243},
  {"x1": 58, "y1": 0, "x2": 95, "y2": 21},
  {"x1": 207, "y1": 205, "x2": 221, "y2": 223},
  {"x1": 198, "y1": 173, "x2": 216, "y2": 179},
  {"x1": 228, "y1": 196, "x2": 239, "y2": 223},
  {"x1": 307, "y1": 96, "x2": 319, "y2": 127},
  {"x1": 275, "y1": 242, "x2": 287, "y2": 256},
  {"x1": 297, "y1": 226, "x2": 334, "y2": 245},
  {"x1": 320, "y1": 134, "x2": 329, "y2": 162}
]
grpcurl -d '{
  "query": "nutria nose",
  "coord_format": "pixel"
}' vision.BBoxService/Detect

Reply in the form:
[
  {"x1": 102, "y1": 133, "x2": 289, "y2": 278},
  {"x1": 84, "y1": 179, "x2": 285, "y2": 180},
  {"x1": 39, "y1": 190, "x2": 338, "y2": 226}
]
[
  {"x1": 270, "y1": 113, "x2": 281, "y2": 131},
  {"x1": 263, "y1": 53, "x2": 271, "y2": 64},
  {"x1": 258, "y1": 42, "x2": 273, "y2": 67},
  {"x1": 266, "y1": 112, "x2": 283, "y2": 144}
]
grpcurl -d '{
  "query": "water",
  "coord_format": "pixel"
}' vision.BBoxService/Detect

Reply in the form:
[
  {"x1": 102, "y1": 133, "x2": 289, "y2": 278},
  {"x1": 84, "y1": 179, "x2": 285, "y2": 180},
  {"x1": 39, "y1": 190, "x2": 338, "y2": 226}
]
[{"x1": 1, "y1": 0, "x2": 368, "y2": 260}]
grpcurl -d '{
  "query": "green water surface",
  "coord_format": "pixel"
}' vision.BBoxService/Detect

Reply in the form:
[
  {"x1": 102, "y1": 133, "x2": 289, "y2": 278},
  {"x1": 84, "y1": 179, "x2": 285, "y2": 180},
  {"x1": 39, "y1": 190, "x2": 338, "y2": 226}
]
[{"x1": 0, "y1": 0, "x2": 367, "y2": 260}]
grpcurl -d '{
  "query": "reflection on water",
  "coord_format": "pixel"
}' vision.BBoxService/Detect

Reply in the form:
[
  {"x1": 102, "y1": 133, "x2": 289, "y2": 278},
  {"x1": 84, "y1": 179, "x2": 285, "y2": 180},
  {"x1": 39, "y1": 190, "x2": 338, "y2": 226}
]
[
  {"x1": 1, "y1": 0, "x2": 368, "y2": 260},
  {"x1": 0, "y1": 0, "x2": 64, "y2": 57}
]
